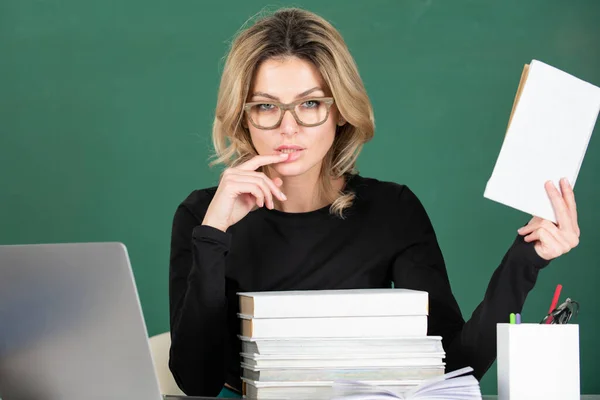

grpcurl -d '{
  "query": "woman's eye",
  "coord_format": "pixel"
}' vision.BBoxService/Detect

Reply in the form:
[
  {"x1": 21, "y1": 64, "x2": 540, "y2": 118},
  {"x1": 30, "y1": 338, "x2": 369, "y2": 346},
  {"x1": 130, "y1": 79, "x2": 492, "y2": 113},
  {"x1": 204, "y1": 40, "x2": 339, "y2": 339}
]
[
  {"x1": 302, "y1": 100, "x2": 321, "y2": 108},
  {"x1": 258, "y1": 103, "x2": 276, "y2": 111}
]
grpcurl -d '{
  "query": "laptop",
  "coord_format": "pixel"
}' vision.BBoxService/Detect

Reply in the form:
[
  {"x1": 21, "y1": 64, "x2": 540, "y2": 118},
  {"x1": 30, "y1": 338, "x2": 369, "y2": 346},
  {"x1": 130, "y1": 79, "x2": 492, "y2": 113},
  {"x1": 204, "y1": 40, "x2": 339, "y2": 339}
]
[{"x1": 0, "y1": 242, "x2": 230, "y2": 400}]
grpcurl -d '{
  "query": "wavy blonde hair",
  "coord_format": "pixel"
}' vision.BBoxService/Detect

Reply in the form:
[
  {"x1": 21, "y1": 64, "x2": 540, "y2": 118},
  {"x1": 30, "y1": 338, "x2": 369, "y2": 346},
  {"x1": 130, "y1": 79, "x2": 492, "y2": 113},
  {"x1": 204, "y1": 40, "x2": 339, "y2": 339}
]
[{"x1": 211, "y1": 7, "x2": 374, "y2": 217}]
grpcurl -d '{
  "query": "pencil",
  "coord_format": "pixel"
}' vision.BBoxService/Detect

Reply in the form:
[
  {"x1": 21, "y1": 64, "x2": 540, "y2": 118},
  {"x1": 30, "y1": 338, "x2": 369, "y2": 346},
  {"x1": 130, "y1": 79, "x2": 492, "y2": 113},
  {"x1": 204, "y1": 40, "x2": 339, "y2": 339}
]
[{"x1": 546, "y1": 284, "x2": 562, "y2": 324}]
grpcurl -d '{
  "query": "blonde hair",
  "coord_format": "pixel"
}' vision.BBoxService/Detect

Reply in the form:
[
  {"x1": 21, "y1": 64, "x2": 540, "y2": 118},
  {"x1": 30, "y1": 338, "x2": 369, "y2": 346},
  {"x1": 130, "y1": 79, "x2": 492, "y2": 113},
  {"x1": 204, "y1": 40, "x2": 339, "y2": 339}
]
[{"x1": 211, "y1": 7, "x2": 375, "y2": 217}]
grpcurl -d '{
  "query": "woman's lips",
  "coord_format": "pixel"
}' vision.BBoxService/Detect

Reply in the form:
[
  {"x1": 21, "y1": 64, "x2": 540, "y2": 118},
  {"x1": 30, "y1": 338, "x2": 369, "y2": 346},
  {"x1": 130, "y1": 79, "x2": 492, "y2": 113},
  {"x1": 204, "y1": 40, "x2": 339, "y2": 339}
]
[{"x1": 277, "y1": 148, "x2": 304, "y2": 162}]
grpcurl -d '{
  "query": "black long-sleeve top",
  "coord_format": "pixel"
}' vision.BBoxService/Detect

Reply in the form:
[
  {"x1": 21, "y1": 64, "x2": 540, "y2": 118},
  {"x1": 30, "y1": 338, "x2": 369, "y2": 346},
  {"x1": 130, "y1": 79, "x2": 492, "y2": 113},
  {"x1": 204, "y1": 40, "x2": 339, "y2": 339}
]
[{"x1": 168, "y1": 173, "x2": 550, "y2": 396}]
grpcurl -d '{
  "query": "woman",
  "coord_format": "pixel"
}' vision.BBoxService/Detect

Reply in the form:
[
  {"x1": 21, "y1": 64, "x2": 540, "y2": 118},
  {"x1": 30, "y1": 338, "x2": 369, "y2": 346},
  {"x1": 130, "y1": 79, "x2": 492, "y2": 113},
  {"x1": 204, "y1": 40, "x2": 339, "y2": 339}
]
[{"x1": 168, "y1": 7, "x2": 580, "y2": 397}]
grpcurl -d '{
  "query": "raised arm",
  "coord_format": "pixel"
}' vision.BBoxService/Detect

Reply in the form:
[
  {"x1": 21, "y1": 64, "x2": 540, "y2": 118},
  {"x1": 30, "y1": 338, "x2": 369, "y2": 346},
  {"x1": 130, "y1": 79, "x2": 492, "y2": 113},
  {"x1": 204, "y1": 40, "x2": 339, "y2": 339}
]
[
  {"x1": 168, "y1": 154, "x2": 291, "y2": 395},
  {"x1": 390, "y1": 185, "x2": 550, "y2": 380}
]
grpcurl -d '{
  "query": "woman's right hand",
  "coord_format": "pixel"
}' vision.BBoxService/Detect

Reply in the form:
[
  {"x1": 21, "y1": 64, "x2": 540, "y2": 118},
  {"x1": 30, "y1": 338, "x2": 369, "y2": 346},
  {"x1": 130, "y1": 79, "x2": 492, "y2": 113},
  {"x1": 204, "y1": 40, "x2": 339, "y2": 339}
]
[{"x1": 201, "y1": 153, "x2": 290, "y2": 232}]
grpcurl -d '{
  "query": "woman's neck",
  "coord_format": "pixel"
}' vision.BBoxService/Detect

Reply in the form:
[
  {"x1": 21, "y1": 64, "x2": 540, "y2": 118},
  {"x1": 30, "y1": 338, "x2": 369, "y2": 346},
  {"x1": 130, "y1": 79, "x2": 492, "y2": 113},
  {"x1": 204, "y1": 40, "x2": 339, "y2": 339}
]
[{"x1": 271, "y1": 167, "x2": 345, "y2": 213}]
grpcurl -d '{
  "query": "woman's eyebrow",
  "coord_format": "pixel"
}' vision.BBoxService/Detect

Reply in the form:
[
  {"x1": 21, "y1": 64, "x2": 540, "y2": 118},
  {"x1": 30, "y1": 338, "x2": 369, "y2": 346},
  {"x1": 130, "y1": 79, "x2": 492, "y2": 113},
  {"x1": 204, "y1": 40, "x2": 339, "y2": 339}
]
[{"x1": 251, "y1": 87, "x2": 324, "y2": 100}]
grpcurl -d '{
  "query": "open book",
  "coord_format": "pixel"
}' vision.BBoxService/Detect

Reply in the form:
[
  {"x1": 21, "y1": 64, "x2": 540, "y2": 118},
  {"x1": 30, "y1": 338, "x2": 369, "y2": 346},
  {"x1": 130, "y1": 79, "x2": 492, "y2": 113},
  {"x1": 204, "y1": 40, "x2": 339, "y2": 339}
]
[
  {"x1": 330, "y1": 366, "x2": 481, "y2": 400},
  {"x1": 484, "y1": 59, "x2": 600, "y2": 223}
]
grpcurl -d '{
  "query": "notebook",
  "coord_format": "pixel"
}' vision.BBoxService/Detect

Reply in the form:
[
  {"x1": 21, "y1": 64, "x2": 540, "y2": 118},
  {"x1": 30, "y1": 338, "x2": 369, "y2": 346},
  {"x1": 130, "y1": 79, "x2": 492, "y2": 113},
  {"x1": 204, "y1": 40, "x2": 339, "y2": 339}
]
[
  {"x1": 241, "y1": 352, "x2": 445, "y2": 369},
  {"x1": 239, "y1": 314, "x2": 428, "y2": 339},
  {"x1": 241, "y1": 367, "x2": 480, "y2": 400},
  {"x1": 484, "y1": 59, "x2": 600, "y2": 222},
  {"x1": 238, "y1": 288, "x2": 428, "y2": 318},
  {"x1": 330, "y1": 366, "x2": 482, "y2": 400},
  {"x1": 238, "y1": 335, "x2": 444, "y2": 356},
  {"x1": 241, "y1": 365, "x2": 445, "y2": 382}
]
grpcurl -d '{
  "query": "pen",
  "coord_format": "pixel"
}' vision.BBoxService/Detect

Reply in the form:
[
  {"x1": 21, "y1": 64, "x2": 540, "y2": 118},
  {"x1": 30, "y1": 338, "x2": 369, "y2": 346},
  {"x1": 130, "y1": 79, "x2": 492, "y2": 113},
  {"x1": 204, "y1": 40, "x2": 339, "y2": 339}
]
[
  {"x1": 546, "y1": 284, "x2": 562, "y2": 324},
  {"x1": 510, "y1": 313, "x2": 516, "y2": 324}
]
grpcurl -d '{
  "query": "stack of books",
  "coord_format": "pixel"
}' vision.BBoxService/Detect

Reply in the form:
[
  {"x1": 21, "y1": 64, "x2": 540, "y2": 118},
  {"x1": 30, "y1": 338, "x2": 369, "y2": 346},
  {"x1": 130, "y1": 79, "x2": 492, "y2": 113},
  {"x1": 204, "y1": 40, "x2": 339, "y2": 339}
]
[{"x1": 237, "y1": 288, "x2": 448, "y2": 400}]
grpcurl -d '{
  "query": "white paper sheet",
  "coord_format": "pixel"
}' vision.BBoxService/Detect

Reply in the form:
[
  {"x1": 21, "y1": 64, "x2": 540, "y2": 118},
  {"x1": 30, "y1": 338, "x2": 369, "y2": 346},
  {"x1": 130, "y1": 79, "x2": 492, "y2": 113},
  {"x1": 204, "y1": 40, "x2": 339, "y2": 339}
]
[{"x1": 484, "y1": 60, "x2": 600, "y2": 222}]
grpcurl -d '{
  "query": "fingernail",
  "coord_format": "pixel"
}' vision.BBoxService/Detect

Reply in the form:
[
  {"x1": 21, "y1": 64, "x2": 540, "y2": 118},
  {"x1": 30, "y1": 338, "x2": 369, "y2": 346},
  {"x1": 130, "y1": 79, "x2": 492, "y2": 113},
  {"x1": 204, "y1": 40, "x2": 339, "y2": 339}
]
[
  {"x1": 280, "y1": 153, "x2": 289, "y2": 158},
  {"x1": 280, "y1": 192, "x2": 287, "y2": 200}
]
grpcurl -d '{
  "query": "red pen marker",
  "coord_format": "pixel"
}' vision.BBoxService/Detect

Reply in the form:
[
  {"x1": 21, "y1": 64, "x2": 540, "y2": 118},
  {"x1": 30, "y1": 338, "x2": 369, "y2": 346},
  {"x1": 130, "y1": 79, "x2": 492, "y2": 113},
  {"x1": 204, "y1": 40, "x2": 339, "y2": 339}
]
[{"x1": 546, "y1": 284, "x2": 562, "y2": 324}]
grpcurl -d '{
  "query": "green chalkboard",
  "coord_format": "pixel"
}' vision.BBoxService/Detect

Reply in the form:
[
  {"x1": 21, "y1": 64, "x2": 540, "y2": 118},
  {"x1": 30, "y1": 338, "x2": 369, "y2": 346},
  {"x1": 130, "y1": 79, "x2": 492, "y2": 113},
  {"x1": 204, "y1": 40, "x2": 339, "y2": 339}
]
[{"x1": 1, "y1": 0, "x2": 599, "y2": 395}]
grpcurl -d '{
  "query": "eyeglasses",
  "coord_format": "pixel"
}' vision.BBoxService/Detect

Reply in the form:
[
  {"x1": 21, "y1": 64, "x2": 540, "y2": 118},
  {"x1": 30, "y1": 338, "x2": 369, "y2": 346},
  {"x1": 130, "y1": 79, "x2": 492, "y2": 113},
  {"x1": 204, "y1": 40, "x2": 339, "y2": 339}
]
[
  {"x1": 243, "y1": 97, "x2": 335, "y2": 130},
  {"x1": 539, "y1": 297, "x2": 580, "y2": 324}
]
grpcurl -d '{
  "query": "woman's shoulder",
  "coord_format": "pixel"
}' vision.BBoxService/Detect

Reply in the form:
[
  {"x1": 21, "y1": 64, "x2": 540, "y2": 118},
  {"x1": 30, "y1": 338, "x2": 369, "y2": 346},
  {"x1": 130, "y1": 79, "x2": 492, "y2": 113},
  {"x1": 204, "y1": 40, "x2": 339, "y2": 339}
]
[
  {"x1": 350, "y1": 174, "x2": 431, "y2": 225},
  {"x1": 174, "y1": 186, "x2": 218, "y2": 222},
  {"x1": 349, "y1": 173, "x2": 417, "y2": 203}
]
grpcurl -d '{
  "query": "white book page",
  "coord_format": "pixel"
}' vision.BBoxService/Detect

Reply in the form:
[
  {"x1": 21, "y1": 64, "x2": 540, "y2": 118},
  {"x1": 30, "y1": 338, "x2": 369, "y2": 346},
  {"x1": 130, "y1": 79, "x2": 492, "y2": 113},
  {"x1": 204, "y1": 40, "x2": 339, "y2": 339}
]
[
  {"x1": 330, "y1": 367, "x2": 481, "y2": 400},
  {"x1": 484, "y1": 60, "x2": 600, "y2": 222}
]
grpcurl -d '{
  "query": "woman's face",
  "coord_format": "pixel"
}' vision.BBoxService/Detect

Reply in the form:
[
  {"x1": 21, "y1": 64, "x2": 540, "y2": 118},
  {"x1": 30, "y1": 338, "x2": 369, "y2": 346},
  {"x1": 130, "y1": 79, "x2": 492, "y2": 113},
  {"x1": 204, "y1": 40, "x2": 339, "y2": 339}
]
[{"x1": 245, "y1": 56, "x2": 341, "y2": 178}]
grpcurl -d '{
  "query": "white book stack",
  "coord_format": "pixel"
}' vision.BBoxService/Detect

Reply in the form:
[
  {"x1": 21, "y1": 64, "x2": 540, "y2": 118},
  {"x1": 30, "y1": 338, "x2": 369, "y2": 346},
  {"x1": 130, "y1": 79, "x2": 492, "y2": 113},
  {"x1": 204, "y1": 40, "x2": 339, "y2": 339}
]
[{"x1": 237, "y1": 288, "x2": 455, "y2": 400}]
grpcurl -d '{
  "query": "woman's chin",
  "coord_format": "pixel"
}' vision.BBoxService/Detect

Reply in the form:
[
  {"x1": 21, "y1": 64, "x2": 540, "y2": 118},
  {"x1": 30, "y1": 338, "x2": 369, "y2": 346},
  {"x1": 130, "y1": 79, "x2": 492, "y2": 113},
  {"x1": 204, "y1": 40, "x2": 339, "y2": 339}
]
[{"x1": 272, "y1": 162, "x2": 311, "y2": 178}]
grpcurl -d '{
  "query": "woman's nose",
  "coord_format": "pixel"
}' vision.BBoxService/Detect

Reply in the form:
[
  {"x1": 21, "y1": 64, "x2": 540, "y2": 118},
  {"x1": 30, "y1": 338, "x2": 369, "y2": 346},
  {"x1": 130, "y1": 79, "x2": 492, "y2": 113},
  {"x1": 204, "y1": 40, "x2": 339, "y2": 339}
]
[{"x1": 279, "y1": 109, "x2": 299, "y2": 136}]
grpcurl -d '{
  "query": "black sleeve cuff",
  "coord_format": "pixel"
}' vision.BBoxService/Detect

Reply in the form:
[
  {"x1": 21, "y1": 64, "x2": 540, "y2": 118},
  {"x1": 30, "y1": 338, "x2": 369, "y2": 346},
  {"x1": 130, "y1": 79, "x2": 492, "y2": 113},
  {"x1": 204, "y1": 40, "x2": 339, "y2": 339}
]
[
  {"x1": 192, "y1": 224, "x2": 232, "y2": 249},
  {"x1": 511, "y1": 233, "x2": 551, "y2": 270}
]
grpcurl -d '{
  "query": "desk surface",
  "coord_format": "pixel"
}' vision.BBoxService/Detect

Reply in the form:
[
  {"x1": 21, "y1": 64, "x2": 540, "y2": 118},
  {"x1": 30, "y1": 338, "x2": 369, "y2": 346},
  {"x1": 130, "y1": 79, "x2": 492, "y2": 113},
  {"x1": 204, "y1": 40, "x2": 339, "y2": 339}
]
[
  {"x1": 164, "y1": 396, "x2": 600, "y2": 399},
  {"x1": 482, "y1": 397, "x2": 600, "y2": 400}
]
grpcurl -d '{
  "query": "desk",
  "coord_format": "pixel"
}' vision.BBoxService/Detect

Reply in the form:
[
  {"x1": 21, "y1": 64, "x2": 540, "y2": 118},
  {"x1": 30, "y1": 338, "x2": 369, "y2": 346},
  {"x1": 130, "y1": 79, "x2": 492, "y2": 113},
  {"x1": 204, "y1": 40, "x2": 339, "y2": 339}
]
[
  {"x1": 164, "y1": 396, "x2": 600, "y2": 399},
  {"x1": 482, "y1": 397, "x2": 600, "y2": 400}
]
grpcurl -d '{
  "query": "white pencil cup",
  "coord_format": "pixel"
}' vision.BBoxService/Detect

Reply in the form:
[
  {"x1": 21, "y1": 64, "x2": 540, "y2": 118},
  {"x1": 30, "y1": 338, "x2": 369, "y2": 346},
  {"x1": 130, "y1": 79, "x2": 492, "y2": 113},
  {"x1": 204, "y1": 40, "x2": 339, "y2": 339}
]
[{"x1": 497, "y1": 323, "x2": 580, "y2": 400}]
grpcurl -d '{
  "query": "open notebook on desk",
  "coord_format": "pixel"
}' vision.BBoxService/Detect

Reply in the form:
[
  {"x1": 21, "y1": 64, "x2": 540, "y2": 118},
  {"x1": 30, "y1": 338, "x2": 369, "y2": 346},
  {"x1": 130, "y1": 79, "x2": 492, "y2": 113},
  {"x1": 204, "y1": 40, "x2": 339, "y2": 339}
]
[{"x1": 329, "y1": 366, "x2": 481, "y2": 400}]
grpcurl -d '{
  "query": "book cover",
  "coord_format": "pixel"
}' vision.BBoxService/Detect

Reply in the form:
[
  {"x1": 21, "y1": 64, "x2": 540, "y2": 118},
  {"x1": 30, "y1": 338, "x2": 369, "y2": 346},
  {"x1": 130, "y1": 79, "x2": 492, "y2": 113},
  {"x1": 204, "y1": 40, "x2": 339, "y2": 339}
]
[
  {"x1": 238, "y1": 288, "x2": 428, "y2": 318},
  {"x1": 484, "y1": 59, "x2": 600, "y2": 222}
]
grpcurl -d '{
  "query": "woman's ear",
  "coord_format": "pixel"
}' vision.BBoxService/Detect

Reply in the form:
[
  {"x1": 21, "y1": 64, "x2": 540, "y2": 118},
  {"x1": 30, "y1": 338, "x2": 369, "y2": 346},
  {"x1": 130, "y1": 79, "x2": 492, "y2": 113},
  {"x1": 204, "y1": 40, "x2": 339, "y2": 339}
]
[{"x1": 337, "y1": 116, "x2": 346, "y2": 126}]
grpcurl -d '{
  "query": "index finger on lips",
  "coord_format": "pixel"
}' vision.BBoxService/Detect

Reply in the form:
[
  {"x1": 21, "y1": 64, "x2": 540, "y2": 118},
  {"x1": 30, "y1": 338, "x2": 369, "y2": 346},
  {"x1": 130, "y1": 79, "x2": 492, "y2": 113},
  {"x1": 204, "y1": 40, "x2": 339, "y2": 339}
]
[{"x1": 238, "y1": 153, "x2": 289, "y2": 171}]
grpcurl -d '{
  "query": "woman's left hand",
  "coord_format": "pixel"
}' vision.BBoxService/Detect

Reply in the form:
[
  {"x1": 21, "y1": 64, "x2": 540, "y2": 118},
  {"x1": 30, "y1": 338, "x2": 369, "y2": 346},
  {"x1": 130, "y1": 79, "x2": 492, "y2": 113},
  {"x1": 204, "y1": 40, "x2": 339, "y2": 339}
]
[{"x1": 517, "y1": 178, "x2": 581, "y2": 261}]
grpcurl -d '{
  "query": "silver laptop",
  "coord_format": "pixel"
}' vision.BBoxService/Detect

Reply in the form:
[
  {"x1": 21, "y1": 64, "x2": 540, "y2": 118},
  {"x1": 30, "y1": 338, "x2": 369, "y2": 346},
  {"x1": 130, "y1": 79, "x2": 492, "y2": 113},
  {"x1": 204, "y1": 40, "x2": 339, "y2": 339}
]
[{"x1": 0, "y1": 242, "x2": 199, "y2": 400}]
